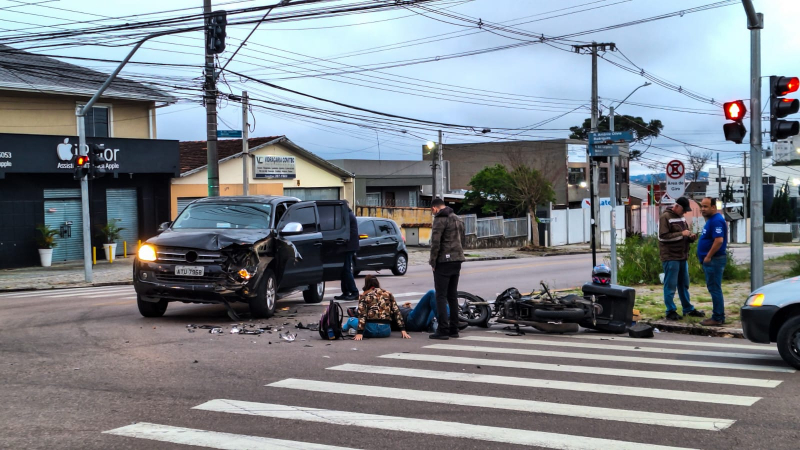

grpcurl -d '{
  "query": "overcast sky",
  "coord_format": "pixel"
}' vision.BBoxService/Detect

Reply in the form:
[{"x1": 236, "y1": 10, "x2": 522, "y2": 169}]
[{"x1": 5, "y1": 0, "x2": 800, "y2": 176}]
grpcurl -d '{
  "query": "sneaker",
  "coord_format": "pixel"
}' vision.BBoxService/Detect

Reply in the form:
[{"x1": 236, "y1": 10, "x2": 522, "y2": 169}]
[
  {"x1": 700, "y1": 318, "x2": 724, "y2": 327},
  {"x1": 665, "y1": 311, "x2": 682, "y2": 321},
  {"x1": 428, "y1": 331, "x2": 449, "y2": 340},
  {"x1": 449, "y1": 330, "x2": 460, "y2": 338},
  {"x1": 685, "y1": 309, "x2": 706, "y2": 318},
  {"x1": 333, "y1": 294, "x2": 351, "y2": 300}
]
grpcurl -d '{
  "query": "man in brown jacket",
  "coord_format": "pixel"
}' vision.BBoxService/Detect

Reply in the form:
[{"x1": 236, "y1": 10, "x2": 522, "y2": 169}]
[
  {"x1": 658, "y1": 197, "x2": 706, "y2": 321},
  {"x1": 429, "y1": 198, "x2": 466, "y2": 340}
]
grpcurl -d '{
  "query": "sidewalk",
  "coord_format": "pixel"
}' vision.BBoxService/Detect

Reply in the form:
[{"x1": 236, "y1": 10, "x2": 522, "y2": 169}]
[{"x1": 0, "y1": 258, "x2": 134, "y2": 292}]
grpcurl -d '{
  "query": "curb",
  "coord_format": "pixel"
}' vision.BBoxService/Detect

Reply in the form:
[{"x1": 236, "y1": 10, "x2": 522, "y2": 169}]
[
  {"x1": 539, "y1": 250, "x2": 610, "y2": 257},
  {"x1": 465, "y1": 256, "x2": 519, "y2": 262},
  {"x1": 0, "y1": 280, "x2": 133, "y2": 294},
  {"x1": 644, "y1": 320, "x2": 744, "y2": 338}
]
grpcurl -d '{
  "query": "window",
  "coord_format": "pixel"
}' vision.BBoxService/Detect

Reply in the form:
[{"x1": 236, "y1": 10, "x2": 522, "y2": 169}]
[
  {"x1": 599, "y1": 167, "x2": 608, "y2": 184},
  {"x1": 286, "y1": 206, "x2": 317, "y2": 233},
  {"x1": 283, "y1": 187, "x2": 339, "y2": 201},
  {"x1": 365, "y1": 192, "x2": 381, "y2": 206},
  {"x1": 83, "y1": 106, "x2": 110, "y2": 138},
  {"x1": 375, "y1": 220, "x2": 395, "y2": 237},
  {"x1": 172, "y1": 203, "x2": 271, "y2": 229},
  {"x1": 568, "y1": 168, "x2": 585, "y2": 185},
  {"x1": 408, "y1": 191, "x2": 417, "y2": 207},
  {"x1": 358, "y1": 220, "x2": 377, "y2": 238},
  {"x1": 317, "y1": 205, "x2": 342, "y2": 231}
]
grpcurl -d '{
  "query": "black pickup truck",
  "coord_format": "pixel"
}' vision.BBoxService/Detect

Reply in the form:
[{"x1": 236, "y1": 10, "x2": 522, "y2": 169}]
[{"x1": 134, "y1": 196, "x2": 351, "y2": 319}]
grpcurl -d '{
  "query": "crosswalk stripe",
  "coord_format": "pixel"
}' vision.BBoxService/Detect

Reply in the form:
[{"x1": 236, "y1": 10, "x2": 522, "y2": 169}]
[
  {"x1": 1, "y1": 286, "x2": 132, "y2": 299},
  {"x1": 463, "y1": 335, "x2": 781, "y2": 361},
  {"x1": 327, "y1": 364, "x2": 760, "y2": 406},
  {"x1": 194, "y1": 399, "x2": 697, "y2": 450},
  {"x1": 268, "y1": 378, "x2": 735, "y2": 431},
  {"x1": 547, "y1": 332, "x2": 780, "y2": 352},
  {"x1": 379, "y1": 353, "x2": 783, "y2": 388},
  {"x1": 427, "y1": 343, "x2": 796, "y2": 373},
  {"x1": 48, "y1": 287, "x2": 134, "y2": 299},
  {"x1": 104, "y1": 422, "x2": 358, "y2": 449}
]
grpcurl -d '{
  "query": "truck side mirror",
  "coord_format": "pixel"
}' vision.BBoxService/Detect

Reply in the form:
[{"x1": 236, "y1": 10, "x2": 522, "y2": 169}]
[
  {"x1": 280, "y1": 222, "x2": 303, "y2": 236},
  {"x1": 157, "y1": 221, "x2": 171, "y2": 233}
]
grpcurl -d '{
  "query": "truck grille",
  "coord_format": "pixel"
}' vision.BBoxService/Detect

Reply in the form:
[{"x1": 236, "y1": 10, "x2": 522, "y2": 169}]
[
  {"x1": 155, "y1": 273, "x2": 227, "y2": 283},
  {"x1": 156, "y1": 248, "x2": 225, "y2": 264}
]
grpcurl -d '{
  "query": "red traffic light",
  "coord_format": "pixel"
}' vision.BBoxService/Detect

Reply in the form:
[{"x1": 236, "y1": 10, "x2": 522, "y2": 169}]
[
  {"x1": 777, "y1": 76, "x2": 800, "y2": 96},
  {"x1": 723, "y1": 100, "x2": 747, "y2": 121},
  {"x1": 75, "y1": 155, "x2": 88, "y2": 166}
]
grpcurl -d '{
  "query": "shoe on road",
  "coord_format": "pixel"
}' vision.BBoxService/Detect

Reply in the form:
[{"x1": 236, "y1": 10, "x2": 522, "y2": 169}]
[
  {"x1": 429, "y1": 331, "x2": 449, "y2": 340},
  {"x1": 335, "y1": 294, "x2": 359, "y2": 301},
  {"x1": 665, "y1": 311, "x2": 682, "y2": 321},
  {"x1": 333, "y1": 294, "x2": 349, "y2": 300},
  {"x1": 685, "y1": 309, "x2": 706, "y2": 318},
  {"x1": 449, "y1": 330, "x2": 460, "y2": 338},
  {"x1": 700, "y1": 318, "x2": 724, "y2": 327}
]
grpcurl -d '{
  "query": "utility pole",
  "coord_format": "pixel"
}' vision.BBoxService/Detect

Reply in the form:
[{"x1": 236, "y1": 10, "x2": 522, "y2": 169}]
[
  {"x1": 718, "y1": 153, "x2": 722, "y2": 206},
  {"x1": 242, "y1": 91, "x2": 250, "y2": 196},
  {"x1": 742, "y1": 0, "x2": 764, "y2": 290},
  {"x1": 437, "y1": 130, "x2": 444, "y2": 200},
  {"x1": 609, "y1": 106, "x2": 617, "y2": 283},
  {"x1": 743, "y1": 152, "x2": 748, "y2": 242},
  {"x1": 77, "y1": 111, "x2": 91, "y2": 282},
  {"x1": 573, "y1": 42, "x2": 615, "y2": 266},
  {"x1": 204, "y1": 0, "x2": 220, "y2": 197}
]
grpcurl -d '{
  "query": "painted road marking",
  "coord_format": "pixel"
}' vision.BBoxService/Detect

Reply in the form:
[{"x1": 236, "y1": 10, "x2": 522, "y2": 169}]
[
  {"x1": 378, "y1": 353, "x2": 782, "y2": 388},
  {"x1": 327, "y1": 364, "x2": 760, "y2": 406},
  {"x1": 464, "y1": 335, "x2": 781, "y2": 361},
  {"x1": 426, "y1": 344, "x2": 795, "y2": 374},
  {"x1": 194, "y1": 399, "x2": 697, "y2": 450},
  {"x1": 544, "y1": 332, "x2": 780, "y2": 352},
  {"x1": 268, "y1": 378, "x2": 735, "y2": 431},
  {"x1": 104, "y1": 422, "x2": 358, "y2": 449}
]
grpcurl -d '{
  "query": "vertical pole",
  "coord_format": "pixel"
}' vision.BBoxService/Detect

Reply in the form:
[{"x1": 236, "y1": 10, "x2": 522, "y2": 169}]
[
  {"x1": 204, "y1": 0, "x2": 220, "y2": 197},
  {"x1": 77, "y1": 108, "x2": 92, "y2": 282},
  {"x1": 744, "y1": 152, "x2": 748, "y2": 242},
  {"x1": 589, "y1": 42, "x2": 599, "y2": 264},
  {"x1": 717, "y1": 153, "x2": 722, "y2": 204},
  {"x1": 749, "y1": 12, "x2": 764, "y2": 290},
  {"x1": 431, "y1": 145, "x2": 437, "y2": 203},
  {"x1": 609, "y1": 106, "x2": 617, "y2": 283},
  {"x1": 242, "y1": 91, "x2": 250, "y2": 196},
  {"x1": 437, "y1": 130, "x2": 444, "y2": 200}
]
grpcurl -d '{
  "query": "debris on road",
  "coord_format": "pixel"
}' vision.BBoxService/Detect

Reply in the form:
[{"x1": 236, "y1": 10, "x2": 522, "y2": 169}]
[
  {"x1": 629, "y1": 323, "x2": 654, "y2": 338},
  {"x1": 295, "y1": 322, "x2": 319, "y2": 331},
  {"x1": 279, "y1": 333, "x2": 297, "y2": 342}
]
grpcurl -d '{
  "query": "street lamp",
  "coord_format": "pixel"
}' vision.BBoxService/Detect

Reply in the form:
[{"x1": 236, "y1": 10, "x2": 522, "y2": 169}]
[
  {"x1": 608, "y1": 81, "x2": 651, "y2": 284},
  {"x1": 579, "y1": 181, "x2": 587, "y2": 188}
]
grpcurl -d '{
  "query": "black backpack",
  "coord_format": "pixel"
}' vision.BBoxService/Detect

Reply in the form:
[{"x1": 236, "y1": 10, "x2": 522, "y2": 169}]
[{"x1": 319, "y1": 300, "x2": 344, "y2": 340}]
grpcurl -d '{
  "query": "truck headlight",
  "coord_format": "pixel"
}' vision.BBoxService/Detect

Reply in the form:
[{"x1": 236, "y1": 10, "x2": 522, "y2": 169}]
[
  {"x1": 746, "y1": 293, "x2": 764, "y2": 307},
  {"x1": 138, "y1": 245, "x2": 157, "y2": 262}
]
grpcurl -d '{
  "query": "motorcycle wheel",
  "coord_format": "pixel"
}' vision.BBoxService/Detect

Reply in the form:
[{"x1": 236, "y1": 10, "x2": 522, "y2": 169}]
[{"x1": 457, "y1": 291, "x2": 490, "y2": 327}]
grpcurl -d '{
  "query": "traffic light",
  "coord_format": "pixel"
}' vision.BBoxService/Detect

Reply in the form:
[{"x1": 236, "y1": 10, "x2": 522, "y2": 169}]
[
  {"x1": 73, "y1": 154, "x2": 88, "y2": 180},
  {"x1": 770, "y1": 76, "x2": 800, "y2": 142},
  {"x1": 722, "y1": 100, "x2": 747, "y2": 144},
  {"x1": 206, "y1": 10, "x2": 227, "y2": 55},
  {"x1": 89, "y1": 144, "x2": 107, "y2": 180}
]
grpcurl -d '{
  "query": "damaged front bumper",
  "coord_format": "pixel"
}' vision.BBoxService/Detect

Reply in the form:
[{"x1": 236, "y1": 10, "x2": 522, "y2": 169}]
[{"x1": 134, "y1": 260, "x2": 260, "y2": 304}]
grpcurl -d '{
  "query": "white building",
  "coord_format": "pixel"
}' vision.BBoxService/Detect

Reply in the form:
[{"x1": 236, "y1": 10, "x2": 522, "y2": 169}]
[{"x1": 774, "y1": 136, "x2": 800, "y2": 164}]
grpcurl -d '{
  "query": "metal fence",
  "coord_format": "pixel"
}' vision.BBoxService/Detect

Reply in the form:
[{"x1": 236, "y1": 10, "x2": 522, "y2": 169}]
[
  {"x1": 476, "y1": 217, "x2": 504, "y2": 238},
  {"x1": 793, "y1": 223, "x2": 800, "y2": 242},
  {"x1": 460, "y1": 214, "x2": 477, "y2": 235},
  {"x1": 504, "y1": 217, "x2": 528, "y2": 238}
]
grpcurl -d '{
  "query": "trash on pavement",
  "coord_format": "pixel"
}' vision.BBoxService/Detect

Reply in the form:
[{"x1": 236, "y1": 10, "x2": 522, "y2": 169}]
[
  {"x1": 296, "y1": 322, "x2": 319, "y2": 331},
  {"x1": 629, "y1": 323, "x2": 654, "y2": 338},
  {"x1": 230, "y1": 326, "x2": 240, "y2": 334},
  {"x1": 210, "y1": 327, "x2": 223, "y2": 334},
  {"x1": 279, "y1": 332, "x2": 297, "y2": 342}
]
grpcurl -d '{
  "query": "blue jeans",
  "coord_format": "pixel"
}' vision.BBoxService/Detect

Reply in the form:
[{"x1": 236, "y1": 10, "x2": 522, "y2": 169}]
[
  {"x1": 702, "y1": 255, "x2": 727, "y2": 322},
  {"x1": 341, "y1": 251, "x2": 358, "y2": 296},
  {"x1": 405, "y1": 290, "x2": 445, "y2": 332},
  {"x1": 342, "y1": 317, "x2": 391, "y2": 338},
  {"x1": 663, "y1": 260, "x2": 695, "y2": 314}
]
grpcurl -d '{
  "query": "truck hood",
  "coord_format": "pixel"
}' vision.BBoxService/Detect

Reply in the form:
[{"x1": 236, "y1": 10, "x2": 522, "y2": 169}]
[{"x1": 147, "y1": 229, "x2": 274, "y2": 251}]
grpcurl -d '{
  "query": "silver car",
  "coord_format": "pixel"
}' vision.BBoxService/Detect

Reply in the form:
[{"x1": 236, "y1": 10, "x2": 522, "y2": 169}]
[{"x1": 741, "y1": 276, "x2": 800, "y2": 369}]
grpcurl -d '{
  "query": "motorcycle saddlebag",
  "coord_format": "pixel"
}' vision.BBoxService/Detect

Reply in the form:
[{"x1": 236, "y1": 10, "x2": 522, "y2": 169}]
[{"x1": 580, "y1": 283, "x2": 635, "y2": 333}]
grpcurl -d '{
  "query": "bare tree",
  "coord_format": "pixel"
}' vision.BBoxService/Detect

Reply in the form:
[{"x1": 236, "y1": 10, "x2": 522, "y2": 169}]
[{"x1": 686, "y1": 148, "x2": 713, "y2": 182}]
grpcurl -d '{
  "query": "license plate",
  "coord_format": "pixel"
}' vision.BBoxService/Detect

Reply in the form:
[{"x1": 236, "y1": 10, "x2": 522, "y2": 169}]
[{"x1": 175, "y1": 266, "x2": 204, "y2": 276}]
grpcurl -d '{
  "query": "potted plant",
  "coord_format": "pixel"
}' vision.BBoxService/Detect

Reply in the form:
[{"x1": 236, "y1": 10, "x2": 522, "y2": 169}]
[
  {"x1": 35, "y1": 224, "x2": 58, "y2": 267},
  {"x1": 98, "y1": 219, "x2": 125, "y2": 262}
]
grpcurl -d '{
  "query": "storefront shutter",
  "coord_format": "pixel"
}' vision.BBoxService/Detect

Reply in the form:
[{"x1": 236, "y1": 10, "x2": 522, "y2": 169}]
[
  {"x1": 106, "y1": 188, "x2": 138, "y2": 256},
  {"x1": 44, "y1": 189, "x2": 84, "y2": 262}
]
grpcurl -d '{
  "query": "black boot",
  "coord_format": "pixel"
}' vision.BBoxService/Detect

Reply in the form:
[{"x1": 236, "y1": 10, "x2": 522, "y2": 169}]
[
  {"x1": 429, "y1": 330, "x2": 449, "y2": 340},
  {"x1": 448, "y1": 327, "x2": 460, "y2": 338}
]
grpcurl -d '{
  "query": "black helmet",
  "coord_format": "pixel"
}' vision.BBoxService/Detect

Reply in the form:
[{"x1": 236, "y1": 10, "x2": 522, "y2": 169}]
[{"x1": 592, "y1": 264, "x2": 611, "y2": 285}]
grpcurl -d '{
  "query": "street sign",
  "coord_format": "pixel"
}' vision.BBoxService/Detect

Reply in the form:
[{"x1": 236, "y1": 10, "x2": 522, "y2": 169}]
[
  {"x1": 589, "y1": 144, "x2": 620, "y2": 157},
  {"x1": 538, "y1": 217, "x2": 553, "y2": 224},
  {"x1": 665, "y1": 159, "x2": 686, "y2": 199},
  {"x1": 588, "y1": 131, "x2": 634, "y2": 144},
  {"x1": 581, "y1": 197, "x2": 611, "y2": 208},
  {"x1": 660, "y1": 193, "x2": 675, "y2": 204},
  {"x1": 217, "y1": 130, "x2": 243, "y2": 138}
]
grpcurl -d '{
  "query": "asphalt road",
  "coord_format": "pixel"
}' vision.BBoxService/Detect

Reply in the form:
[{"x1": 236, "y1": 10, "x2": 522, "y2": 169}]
[{"x1": 1, "y1": 256, "x2": 799, "y2": 450}]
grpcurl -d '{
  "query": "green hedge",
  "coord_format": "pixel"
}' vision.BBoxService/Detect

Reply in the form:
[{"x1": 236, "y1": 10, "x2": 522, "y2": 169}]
[{"x1": 616, "y1": 236, "x2": 748, "y2": 285}]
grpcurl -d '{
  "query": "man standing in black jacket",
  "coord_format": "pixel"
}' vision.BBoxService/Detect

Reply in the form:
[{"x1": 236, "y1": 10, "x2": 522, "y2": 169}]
[
  {"x1": 335, "y1": 201, "x2": 360, "y2": 301},
  {"x1": 429, "y1": 198, "x2": 466, "y2": 340}
]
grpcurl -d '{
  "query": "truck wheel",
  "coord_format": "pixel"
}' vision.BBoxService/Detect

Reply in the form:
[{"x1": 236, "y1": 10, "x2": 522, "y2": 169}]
[
  {"x1": 137, "y1": 294, "x2": 168, "y2": 318},
  {"x1": 776, "y1": 315, "x2": 800, "y2": 369},
  {"x1": 250, "y1": 269, "x2": 277, "y2": 318},
  {"x1": 391, "y1": 253, "x2": 408, "y2": 276},
  {"x1": 303, "y1": 281, "x2": 325, "y2": 304}
]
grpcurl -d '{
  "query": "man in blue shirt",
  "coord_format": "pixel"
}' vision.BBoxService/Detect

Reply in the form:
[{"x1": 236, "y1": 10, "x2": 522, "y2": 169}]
[{"x1": 697, "y1": 197, "x2": 728, "y2": 326}]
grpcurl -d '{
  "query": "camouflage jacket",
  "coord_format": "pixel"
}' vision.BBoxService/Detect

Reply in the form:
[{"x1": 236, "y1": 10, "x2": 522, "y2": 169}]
[{"x1": 356, "y1": 288, "x2": 405, "y2": 332}]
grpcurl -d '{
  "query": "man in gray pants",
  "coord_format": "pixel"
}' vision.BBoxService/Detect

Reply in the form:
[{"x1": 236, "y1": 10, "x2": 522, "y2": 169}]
[{"x1": 429, "y1": 198, "x2": 466, "y2": 340}]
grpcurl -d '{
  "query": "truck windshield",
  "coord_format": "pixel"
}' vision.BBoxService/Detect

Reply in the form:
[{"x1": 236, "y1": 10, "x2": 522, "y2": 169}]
[{"x1": 172, "y1": 203, "x2": 272, "y2": 229}]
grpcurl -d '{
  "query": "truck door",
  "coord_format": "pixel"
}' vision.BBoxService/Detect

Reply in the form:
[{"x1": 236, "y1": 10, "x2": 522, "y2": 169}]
[
  {"x1": 316, "y1": 200, "x2": 350, "y2": 281},
  {"x1": 276, "y1": 202, "x2": 322, "y2": 288}
]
